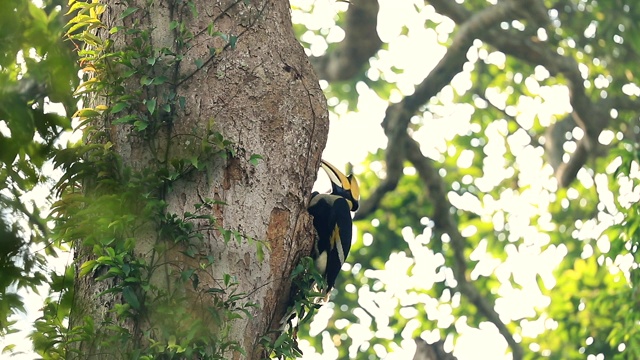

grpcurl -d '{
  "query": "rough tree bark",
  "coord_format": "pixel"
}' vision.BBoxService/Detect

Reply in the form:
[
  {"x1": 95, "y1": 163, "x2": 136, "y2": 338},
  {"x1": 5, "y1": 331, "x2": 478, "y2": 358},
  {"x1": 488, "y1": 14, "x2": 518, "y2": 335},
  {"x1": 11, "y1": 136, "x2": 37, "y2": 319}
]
[{"x1": 70, "y1": 0, "x2": 328, "y2": 359}]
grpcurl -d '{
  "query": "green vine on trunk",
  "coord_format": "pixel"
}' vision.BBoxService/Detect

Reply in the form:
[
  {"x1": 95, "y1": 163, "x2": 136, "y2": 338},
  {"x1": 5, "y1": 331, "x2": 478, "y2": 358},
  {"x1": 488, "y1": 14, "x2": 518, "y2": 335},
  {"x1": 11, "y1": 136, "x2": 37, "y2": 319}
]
[{"x1": 32, "y1": 1, "x2": 270, "y2": 359}]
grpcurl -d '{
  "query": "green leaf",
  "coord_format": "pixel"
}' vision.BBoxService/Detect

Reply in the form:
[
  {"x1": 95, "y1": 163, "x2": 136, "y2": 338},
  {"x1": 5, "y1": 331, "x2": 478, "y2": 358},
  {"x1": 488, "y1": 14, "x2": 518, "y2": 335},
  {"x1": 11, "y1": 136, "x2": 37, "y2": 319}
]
[
  {"x1": 111, "y1": 102, "x2": 128, "y2": 114},
  {"x1": 74, "y1": 108, "x2": 101, "y2": 118},
  {"x1": 233, "y1": 230, "x2": 242, "y2": 243},
  {"x1": 187, "y1": 1, "x2": 198, "y2": 17},
  {"x1": 256, "y1": 242, "x2": 264, "y2": 262},
  {"x1": 122, "y1": 286, "x2": 140, "y2": 310},
  {"x1": 188, "y1": 156, "x2": 199, "y2": 169},
  {"x1": 140, "y1": 76, "x2": 153, "y2": 86},
  {"x1": 146, "y1": 98, "x2": 156, "y2": 115},
  {"x1": 222, "y1": 229, "x2": 231, "y2": 243},
  {"x1": 211, "y1": 31, "x2": 229, "y2": 42},
  {"x1": 180, "y1": 268, "x2": 195, "y2": 282},
  {"x1": 119, "y1": 7, "x2": 138, "y2": 20},
  {"x1": 2, "y1": 344, "x2": 16, "y2": 354},
  {"x1": 113, "y1": 115, "x2": 136, "y2": 125},
  {"x1": 28, "y1": 3, "x2": 48, "y2": 27},
  {"x1": 134, "y1": 120, "x2": 149, "y2": 131},
  {"x1": 249, "y1": 154, "x2": 262, "y2": 166},
  {"x1": 152, "y1": 76, "x2": 167, "y2": 85},
  {"x1": 273, "y1": 333, "x2": 288, "y2": 349},
  {"x1": 121, "y1": 69, "x2": 138, "y2": 79},
  {"x1": 79, "y1": 260, "x2": 97, "y2": 277}
]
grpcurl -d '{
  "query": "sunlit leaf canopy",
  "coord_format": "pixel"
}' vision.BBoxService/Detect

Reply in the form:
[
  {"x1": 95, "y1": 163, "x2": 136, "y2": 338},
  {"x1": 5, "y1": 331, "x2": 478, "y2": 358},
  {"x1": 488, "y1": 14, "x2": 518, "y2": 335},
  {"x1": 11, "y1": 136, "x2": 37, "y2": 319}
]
[{"x1": 292, "y1": 0, "x2": 640, "y2": 359}]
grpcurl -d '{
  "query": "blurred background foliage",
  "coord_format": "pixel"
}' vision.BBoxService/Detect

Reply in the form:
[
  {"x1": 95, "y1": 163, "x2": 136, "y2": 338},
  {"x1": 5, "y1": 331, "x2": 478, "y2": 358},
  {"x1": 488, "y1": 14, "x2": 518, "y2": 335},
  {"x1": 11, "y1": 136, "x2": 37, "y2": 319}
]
[
  {"x1": 0, "y1": 0, "x2": 77, "y2": 347},
  {"x1": 292, "y1": 0, "x2": 640, "y2": 359}
]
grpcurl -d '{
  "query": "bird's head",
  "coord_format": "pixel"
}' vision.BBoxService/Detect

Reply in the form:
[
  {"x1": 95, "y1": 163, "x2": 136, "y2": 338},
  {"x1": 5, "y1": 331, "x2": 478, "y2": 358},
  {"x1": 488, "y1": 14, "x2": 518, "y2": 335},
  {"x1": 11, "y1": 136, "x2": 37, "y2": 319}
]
[{"x1": 320, "y1": 159, "x2": 360, "y2": 211}]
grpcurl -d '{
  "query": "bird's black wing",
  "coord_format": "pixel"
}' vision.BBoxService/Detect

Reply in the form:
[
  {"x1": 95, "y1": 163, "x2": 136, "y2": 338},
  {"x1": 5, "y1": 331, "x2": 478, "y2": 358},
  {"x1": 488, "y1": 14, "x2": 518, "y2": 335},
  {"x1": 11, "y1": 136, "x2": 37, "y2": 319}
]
[{"x1": 308, "y1": 194, "x2": 352, "y2": 291}]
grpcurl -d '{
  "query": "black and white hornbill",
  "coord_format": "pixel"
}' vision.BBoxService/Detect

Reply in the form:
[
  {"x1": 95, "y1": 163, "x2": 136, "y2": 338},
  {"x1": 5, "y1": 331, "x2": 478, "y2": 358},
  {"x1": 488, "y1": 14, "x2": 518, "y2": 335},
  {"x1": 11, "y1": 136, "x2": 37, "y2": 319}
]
[{"x1": 308, "y1": 159, "x2": 360, "y2": 292}]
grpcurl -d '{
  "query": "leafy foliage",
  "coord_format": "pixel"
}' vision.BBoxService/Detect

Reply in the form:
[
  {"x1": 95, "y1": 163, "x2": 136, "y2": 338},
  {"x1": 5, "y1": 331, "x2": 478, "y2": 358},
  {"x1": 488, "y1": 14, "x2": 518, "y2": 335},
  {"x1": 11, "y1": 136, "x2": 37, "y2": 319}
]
[
  {"x1": 0, "y1": 0, "x2": 78, "y2": 344},
  {"x1": 293, "y1": 1, "x2": 640, "y2": 359}
]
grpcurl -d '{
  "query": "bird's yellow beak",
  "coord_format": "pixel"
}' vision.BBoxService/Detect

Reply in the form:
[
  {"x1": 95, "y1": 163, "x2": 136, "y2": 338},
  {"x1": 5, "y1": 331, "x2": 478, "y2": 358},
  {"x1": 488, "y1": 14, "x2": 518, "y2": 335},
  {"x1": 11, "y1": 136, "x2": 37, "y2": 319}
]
[{"x1": 320, "y1": 160, "x2": 360, "y2": 211}]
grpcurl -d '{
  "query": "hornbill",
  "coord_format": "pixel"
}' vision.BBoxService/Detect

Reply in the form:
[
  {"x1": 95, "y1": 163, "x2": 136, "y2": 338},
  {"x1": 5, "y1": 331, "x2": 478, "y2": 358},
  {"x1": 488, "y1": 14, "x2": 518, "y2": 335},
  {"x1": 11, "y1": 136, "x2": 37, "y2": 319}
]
[{"x1": 308, "y1": 159, "x2": 360, "y2": 292}]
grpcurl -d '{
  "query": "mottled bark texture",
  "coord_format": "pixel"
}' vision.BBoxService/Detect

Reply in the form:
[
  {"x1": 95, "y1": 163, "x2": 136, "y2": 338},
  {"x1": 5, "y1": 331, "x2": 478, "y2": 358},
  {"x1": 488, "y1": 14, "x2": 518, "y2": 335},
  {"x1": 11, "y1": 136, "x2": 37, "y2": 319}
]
[{"x1": 71, "y1": 0, "x2": 328, "y2": 359}]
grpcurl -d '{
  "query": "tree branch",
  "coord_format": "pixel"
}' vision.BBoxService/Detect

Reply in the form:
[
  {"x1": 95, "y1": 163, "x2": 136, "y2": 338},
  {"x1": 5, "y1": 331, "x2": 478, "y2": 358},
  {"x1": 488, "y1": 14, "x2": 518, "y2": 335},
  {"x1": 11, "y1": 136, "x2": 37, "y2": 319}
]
[
  {"x1": 549, "y1": 94, "x2": 640, "y2": 187},
  {"x1": 356, "y1": 0, "x2": 522, "y2": 219},
  {"x1": 430, "y1": 0, "x2": 614, "y2": 187},
  {"x1": 355, "y1": 2, "x2": 535, "y2": 358},
  {"x1": 405, "y1": 135, "x2": 524, "y2": 360},
  {"x1": 352, "y1": 133, "x2": 404, "y2": 221},
  {"x1": 310, "y1": 0, "x2": 382, "y2": 82},
  {"x1": 413, "y1": 339, "x2": 458, "y2": 360}
]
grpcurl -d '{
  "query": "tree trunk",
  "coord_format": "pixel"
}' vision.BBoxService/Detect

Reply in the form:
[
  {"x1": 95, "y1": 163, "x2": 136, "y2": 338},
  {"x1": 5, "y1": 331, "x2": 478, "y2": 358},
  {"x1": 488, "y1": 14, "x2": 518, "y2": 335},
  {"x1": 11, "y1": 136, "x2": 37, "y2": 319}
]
[{"x1": 69, "y1": 0, "x2": 327, "y2": 358}]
